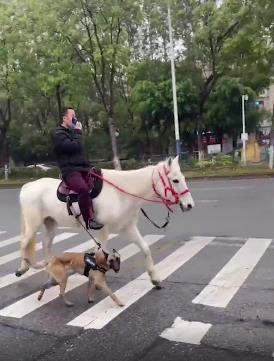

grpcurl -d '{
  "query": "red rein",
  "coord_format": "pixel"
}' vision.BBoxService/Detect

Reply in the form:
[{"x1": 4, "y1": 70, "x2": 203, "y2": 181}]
[{"x1": 89, "y1": 166, "x2": 190, "y2": 212}]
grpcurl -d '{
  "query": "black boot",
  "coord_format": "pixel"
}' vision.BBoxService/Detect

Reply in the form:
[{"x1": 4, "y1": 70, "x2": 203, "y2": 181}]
[{"x1": 88, "y1": 219, "x2": 104, "y2": 230}]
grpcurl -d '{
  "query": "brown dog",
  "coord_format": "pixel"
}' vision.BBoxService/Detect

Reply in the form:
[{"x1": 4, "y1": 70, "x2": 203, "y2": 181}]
[{"x1": 37, "y1": 248, "x2": 124, "y2": 307}]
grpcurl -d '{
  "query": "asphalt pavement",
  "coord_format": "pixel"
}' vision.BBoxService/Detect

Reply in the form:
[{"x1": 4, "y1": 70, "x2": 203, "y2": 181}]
[{"x1": 0, "y1": 178, "x2": 274, "y2": 361}]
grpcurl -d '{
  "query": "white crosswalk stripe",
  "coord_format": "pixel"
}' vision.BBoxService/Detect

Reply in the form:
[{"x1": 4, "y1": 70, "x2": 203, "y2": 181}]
[
  {"x1": 68, "y1": 236, "x2": 214, "y2": 329},
  {"x1": 192, "y1": 237, "x2": 272, "y2": 308},
  {"x1": 0, "y1": 234, "x2": 117, "y2": 290},
  {"x1": 0, "y1": 232, "x2": 272, "y2": 337},
  {"x1": 0, "y1": 235, "x2": 20, "y2": 248},
  {"x1": 160, "y1": 318, "x2": 212, "y2": 345},
  {"x1": 0, "y1": 234, "x2": 164, "y2": 318},
  {"x1": 0, "y1": 232, "x2": 77, "y2": 266},
  {"x1": 0, "y1": 232, "x2": 41, "y2": 249}
]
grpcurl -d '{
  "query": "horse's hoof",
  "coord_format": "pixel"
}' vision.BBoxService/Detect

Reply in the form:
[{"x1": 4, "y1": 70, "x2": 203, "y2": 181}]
[
  {"x1": 65, "y1": 301, "x2": 74, "y2": 307},
  {"x1": 88, "y1": 299, "x2": 94, "y2": 304},
  {"x1": 152, "y1": 280, "x2": 162, "y2": 289},
  {"x1": 15, "y1": 270, "x2": 22, "y2": 277}
]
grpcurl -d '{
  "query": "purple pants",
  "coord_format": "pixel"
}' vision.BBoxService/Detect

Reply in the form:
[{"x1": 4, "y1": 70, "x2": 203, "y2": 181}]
[{"x1": 64, "y1": 172, "x2": 93, "y2": 225}]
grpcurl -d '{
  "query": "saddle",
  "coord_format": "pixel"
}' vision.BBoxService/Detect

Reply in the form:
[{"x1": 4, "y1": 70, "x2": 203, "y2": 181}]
[{"x1": 57, "y1": 168, "x2": 103, "y2": 216}]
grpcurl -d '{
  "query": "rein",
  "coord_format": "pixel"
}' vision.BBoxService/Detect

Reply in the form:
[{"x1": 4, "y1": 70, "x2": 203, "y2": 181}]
[
  {"x1": 89, "y1": 166, "x2": 190, "y2": 229},
  {"x1": 89, "y1": 167, "x2": 190, "y2": 209},
  {"x1": 89, "y1": 171, "x2": 165, "y2": 205}
]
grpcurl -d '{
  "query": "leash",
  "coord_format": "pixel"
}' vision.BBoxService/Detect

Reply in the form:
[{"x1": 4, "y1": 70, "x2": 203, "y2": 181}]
[
  {"x1": 140, "y1": 208, "x2": 170, "y2": 229},
  {"x1": 75, "y1": 216, "x2": 102, "y2": 249}
]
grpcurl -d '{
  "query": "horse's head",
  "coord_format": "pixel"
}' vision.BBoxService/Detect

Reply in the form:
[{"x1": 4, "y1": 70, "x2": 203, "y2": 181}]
[{"x1": 153, "y1": 156, "x2": 195, "y2": 212}]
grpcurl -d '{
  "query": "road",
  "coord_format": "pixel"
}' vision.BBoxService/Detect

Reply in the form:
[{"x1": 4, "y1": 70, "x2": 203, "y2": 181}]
[{"x1": 0, "y1": 178, "x2": 274, "y2": 361}]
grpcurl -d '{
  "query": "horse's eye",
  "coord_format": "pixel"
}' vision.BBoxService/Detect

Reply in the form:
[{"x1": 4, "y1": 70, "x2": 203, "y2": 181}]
[{"x1": 173, "y1": 179, "x2": 179, "y2": 184}]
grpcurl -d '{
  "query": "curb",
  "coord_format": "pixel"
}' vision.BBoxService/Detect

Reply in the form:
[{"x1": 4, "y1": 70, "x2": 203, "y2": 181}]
[{"x1": 1, "y1": 173, "x2": 274, "y2": 189}]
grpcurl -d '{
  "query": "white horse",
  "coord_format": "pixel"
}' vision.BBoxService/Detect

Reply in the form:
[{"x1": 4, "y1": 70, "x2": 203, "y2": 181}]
[{"x1": 16, "y1": 156, "x2": 194, "y2": 287}]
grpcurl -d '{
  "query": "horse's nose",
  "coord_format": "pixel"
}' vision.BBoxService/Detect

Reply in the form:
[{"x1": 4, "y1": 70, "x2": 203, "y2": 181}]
[{"x1": 187, "y1": 204, "x2": 193, "y2": 210}]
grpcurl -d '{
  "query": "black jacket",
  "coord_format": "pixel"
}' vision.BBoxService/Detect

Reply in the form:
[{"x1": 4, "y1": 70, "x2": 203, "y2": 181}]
[{"x1": 53, "y1": 126, "x2": 90, "y2": 177}]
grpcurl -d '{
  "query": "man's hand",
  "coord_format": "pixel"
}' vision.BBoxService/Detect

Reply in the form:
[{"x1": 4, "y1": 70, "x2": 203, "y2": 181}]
[{"x1": 75, "y1": 121, "x2": 82, "y2": 130}]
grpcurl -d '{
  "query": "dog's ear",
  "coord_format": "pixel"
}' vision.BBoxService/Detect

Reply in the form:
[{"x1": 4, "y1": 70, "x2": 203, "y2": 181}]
[
  {"x1": 113, "y1": 248, "x2": 120, "y2": 257},
  {"x1": 102, "y1": 249, "x2": 109, "y2": 260}
]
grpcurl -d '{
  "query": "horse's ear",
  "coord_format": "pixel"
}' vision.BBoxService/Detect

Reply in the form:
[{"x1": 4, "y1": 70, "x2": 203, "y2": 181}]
[
  {"x1": 167, "y1": 157, "x2": 172, "y2": 167},
  {"x1": 173, "y1": 155, "x2": 179, "y2": 165}
]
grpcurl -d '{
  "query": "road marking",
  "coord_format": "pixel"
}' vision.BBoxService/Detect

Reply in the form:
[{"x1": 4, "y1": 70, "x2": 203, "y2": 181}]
[
  {"x1": 192, "y1": 238, "x2": 272, "y2": 308},
  {"x1": 160, "y1": 317, "x2": 212, "y2": 345},
  {"x1": 192, "y1": 187, "x2": 250, "y2": 191},
  {"x1": 68, "y1": 236, "x2": 214, "y2": 329},
  {"x1": 0, "y1": 234, "x2": 117, "y2": 289},
  {"x1": 0, "y1": 231, "x2": 7, "y2": 235},
  {"x1": 0, "y1": 232, "x2": 41, "y2": 249},
  {"x1": 0, "y1": 232, "x2": 77, "y2": 266},
  {"x1": 0, "y1": 235, "x2": 20, "y2": 248},
  {"x1": 0, "y1": 235, "x2": 164, "y2": 318}
]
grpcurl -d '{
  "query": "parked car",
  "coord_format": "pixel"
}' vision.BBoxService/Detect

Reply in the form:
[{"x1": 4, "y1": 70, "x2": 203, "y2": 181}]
[{"x1": 26, "y1": 163, "x2": 52, "y2": 171}]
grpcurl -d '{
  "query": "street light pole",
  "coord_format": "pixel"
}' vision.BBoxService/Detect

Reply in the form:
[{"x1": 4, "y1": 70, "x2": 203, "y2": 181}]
[
  {"x1": 241, "y1": 94, "x2": 248, "y2": 166},
  {"x1": 167, "y1": 6, "x2": 180, "y2": 157}
]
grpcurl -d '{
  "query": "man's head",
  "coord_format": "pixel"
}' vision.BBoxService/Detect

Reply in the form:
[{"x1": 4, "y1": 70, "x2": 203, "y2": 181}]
[{"x1": 61, "y1": 107, "x2": 76, "y2": 128}]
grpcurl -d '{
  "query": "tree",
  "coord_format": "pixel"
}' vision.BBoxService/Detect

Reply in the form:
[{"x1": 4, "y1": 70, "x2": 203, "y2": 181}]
[
  {"x1": 57, "y1": 0, "x2": 140, "y2": 169},
  {"x1": 173, "y1": 0, "x2": 273, "y2": 150},
  {"x1": 205, "y1": 77, "x2": 264, "y2": 147}
]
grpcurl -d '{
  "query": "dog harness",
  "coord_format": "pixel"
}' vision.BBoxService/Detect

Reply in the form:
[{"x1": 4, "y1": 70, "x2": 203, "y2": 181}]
[{"x1": 83, "y1": 252, "x2": 107, "y2": 277}]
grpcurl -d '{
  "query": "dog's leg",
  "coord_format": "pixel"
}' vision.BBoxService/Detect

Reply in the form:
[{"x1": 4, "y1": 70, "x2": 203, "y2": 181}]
[
  {"x1": 94, "y1": 273, "x2": 124, "y2": 307},
  {"x1": 87, "y1": 278, "x2": 96, "y2": 303},
  {"x1": 37, "y1": 277, "x2": 58, "y2": 301},
  {"x1": 59, "y1": 275, "x2": 74, "y2": 307}
]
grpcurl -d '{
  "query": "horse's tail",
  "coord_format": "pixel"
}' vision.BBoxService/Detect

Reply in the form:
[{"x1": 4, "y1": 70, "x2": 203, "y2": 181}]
[{"x1": 24, "y1": 257, "x2": 48, "y2": 270}]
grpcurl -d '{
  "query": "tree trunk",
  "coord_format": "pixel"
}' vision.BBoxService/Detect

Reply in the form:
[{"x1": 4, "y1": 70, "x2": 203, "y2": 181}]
[
  {"x1": 107, "y1": 114, "x2": 121, "y2": 170},
  {"x1": 0, "y1": 98, "x2": 12, "y2": 166},
  {"x1": 56, "y1": 84, "x2": 63, "y2": 122}
]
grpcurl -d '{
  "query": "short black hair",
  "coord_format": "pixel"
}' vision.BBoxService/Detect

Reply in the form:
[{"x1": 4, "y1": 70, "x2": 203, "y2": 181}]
[{"x1": 62, "y1": 107, "x2": 74, "y2": 118}]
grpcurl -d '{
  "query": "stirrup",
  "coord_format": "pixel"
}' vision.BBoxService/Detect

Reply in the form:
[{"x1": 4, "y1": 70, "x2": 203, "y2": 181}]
[{"x1": 88, "y1": 219, "x2": 104, "y2": 230}]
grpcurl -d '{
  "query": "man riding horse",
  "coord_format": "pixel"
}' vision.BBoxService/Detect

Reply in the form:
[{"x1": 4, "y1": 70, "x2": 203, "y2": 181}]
[{"x1": 53, "y1": 107, "x2": 103, "y2": 230}]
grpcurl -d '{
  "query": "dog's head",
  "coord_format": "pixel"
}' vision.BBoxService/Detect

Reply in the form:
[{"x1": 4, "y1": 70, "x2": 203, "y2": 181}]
[
  {"x1": 95, "y1": 248, "x2": 121, "y2": 273},
  {"x1": 106, "y1": 249, "x2": 121, "y2": 273}
]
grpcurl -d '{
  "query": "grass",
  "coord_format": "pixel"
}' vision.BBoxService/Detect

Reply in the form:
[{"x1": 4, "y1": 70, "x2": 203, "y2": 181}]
[{"x1": 184, "y1": 165, "x2": 274, "y2": 179}]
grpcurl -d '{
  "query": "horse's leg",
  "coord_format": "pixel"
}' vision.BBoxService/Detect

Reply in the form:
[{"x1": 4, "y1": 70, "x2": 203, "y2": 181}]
[
  {"x1": 16, "y1": 209, "x2": 43, "y2": 277},
  {"x1": 42, "y1": 217, "x2": 58, "y2": 263},
  {"x1": 96, "y1": 226, "x2": 110, "y2": 249},
  {"x1": 125, "y1": 224, "x2": 161, "y2": 288}
]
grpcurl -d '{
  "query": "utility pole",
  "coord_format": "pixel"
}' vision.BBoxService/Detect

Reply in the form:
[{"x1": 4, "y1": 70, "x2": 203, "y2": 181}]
[{"x1": 167, "y1": 6, "x2": 180, "y2": 157}]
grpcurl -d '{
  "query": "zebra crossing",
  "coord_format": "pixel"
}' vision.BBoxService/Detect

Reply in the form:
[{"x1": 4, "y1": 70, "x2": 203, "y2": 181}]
[{"x1": 0, "y1": 228, "x2": 274, "y2": 357}]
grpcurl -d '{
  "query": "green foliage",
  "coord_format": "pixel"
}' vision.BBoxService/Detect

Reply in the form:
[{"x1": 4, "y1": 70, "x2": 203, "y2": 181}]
[{"x1": 0, "y1": 0, "x2": 273, "y2": 166}]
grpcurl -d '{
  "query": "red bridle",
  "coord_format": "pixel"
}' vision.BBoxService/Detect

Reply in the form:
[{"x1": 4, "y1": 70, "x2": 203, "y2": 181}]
[
  {"x1": 152, "y1": 165, "x2": 190, "y2": 211},
  {"x1": 89, "y1": 165, "x2": 190, "y2": 211}
]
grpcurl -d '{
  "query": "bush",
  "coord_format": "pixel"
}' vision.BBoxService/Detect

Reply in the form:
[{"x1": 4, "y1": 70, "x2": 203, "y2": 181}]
[{"x1": 214, "y1": 155, "x2": 238, "y2": 166}]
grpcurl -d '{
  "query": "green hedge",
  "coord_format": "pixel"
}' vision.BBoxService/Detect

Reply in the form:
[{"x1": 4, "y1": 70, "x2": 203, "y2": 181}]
[{"x1": 0, "y1": 155, "x2": 241, "y2": 180}]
